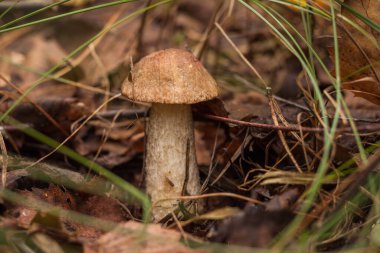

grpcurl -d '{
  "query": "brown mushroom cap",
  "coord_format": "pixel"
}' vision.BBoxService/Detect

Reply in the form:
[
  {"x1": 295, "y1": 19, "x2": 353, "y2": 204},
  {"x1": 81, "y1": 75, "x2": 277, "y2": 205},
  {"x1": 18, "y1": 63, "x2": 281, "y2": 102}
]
[{"x1": 122, "y1": 48, "x2": 218, "y2": 104}]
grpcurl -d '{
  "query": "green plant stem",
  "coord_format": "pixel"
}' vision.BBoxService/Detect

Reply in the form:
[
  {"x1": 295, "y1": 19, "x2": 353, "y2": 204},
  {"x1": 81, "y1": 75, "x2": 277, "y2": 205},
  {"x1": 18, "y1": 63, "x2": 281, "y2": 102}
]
[
  {"x1": 336, "y1": 0, "x2": 380, "y2": 32},
  {"x1": 0, "y1": 0, "x2": 19, "y2": 20},
  {"x1": 0, "y1": 0, "x2": 70, "y2": 29},
  {"x1": 0, "y1": 0, "x2": 136, "y2": 33}
]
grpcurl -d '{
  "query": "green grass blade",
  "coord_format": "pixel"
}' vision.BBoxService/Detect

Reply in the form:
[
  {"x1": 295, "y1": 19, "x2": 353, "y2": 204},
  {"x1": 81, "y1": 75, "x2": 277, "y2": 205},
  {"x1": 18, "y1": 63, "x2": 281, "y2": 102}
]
[
  {"x1": 0, "y1": 0, "x2": 70, "y2": 29},
  {"x1": 0, "y1": 0, "x2": 172, "y2": 123},
  {"x1": 337, "y1": 0, "x2": 380, "y2": 33},
  {"x1": 0, "y1": 112, "x2": 151, "y2": 222},
  {"x1": 0, "y1": 0, "x2": 19, "y2": 20},
  {"x1": 0, "y1": 0, "x2": 137, "y2": 33}
]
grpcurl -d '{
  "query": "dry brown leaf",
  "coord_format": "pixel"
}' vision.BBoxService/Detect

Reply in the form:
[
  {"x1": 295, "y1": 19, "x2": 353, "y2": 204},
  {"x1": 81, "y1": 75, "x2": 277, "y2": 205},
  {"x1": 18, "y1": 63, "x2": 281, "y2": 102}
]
[
  {"x1": 193, "y1": 98, "x2": 229, "y2": 118},
  {"x1": 342, "y1": 77, "x2": 380, "y2": 105},
  {"x1": 79, "y1": 196, "x2": 126, "y2": 222},
  {"x1": 334, "y1": 0, "x2": 380, "y2": 80},
  {"x1": 74, "y1": 196, "x2": 127, "y2": 239},
  {"x1": 224, "y1": 91, "x2": 269, "y2": 120}
]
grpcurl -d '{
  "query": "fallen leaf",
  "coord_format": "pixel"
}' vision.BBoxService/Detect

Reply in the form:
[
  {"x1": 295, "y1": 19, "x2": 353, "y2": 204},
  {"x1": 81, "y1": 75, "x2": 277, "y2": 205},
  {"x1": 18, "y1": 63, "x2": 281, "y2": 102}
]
[
  {"x1": 193, "y1": 98, "x2": 229, "y2": 118},
  {"x1": 78, "y1": 196, "x2": 126, "y2": 223},
  {"x1": 10, "y1": 97, "x2": 88, "y2": 141},
  {"x1": 332, "y1": 0, "x2": 380, "y2": 80},
  {"x1": 74, "y1": 195, "x2": 127, "y2": 238},
  {"x1": 342, "y1": 77, "x2": 380, "y2": 105},
  {"x1": 224, "y1": 91, "x2": 269, "y2": 120}
]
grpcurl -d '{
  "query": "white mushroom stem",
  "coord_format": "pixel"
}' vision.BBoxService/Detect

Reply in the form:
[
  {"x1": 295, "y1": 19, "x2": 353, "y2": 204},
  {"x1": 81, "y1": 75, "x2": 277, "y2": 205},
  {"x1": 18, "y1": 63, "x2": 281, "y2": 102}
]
[{"x1": 145, "y1": 103, "x2": 201, "y2": 221}]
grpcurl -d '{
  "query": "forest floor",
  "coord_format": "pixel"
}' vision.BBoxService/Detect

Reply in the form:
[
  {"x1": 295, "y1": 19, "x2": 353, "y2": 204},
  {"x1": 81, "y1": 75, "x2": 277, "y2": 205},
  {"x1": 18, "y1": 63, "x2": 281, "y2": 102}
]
[{"x1": 0, "y1": 0, "x2": 379, "y2": 252}]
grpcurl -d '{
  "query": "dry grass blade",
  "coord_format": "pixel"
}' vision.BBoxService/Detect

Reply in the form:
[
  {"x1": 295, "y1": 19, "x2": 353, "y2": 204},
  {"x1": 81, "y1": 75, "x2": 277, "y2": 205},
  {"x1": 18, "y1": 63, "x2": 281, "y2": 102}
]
[
  {"x1": 155, "y1": 192, "x2": 263, "y2": 206},
  {"x1": 0, "y1": 131, "x2": 8, "y2": 189},
  {"x1": 0, "y1": 155, "x2": 133, "y2": 202},
  {"x1": 342, "y1": 77, "x2": 380, "y2": 105},
  {"x1": 179, "y1": 207, "x2": 241, "y2": 227},
  {"x1": 297, "y1": 151, "x2": 380, "y2": 235},
  {"x1": 211, "y1": 135, "x2": 252, "y2": 186},
  {"x1": 268, "y1": 95, "x2": 303, "y2": 173},
  {"x1": 201, "y1": 114, "x2": 380, "y2": 133},
  {"x1": 23, "y1": 93, "x2": 121, "y2": 170},
  {"x1": 0, "y1": 75, "x2": 69, "y2": 136},
  {"x1": 239, "y1": 170, "x2": 335, "y2": 191},
  {"x1": 215, "y1": 22, "x2": 268, "y2": 88}
]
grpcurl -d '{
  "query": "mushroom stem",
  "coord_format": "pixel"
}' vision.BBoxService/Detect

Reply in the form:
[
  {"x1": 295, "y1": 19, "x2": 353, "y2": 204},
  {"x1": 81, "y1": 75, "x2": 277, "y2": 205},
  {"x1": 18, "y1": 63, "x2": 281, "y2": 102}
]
[{"x1": 146, "y1": 103, "x2": 201, "y2": 221}]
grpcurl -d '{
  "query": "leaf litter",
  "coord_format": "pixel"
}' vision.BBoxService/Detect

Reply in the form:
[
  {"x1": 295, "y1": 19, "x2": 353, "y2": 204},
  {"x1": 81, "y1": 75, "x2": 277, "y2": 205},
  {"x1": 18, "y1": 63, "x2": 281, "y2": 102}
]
[{"x1": 0, "y1": 0, "x2": 379, "y2": 252}]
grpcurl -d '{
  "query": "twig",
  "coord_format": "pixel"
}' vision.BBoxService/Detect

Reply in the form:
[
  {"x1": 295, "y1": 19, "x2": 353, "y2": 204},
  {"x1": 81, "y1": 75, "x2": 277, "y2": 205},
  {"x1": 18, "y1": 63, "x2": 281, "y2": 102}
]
[
  {"x1": 154, "y1": 192, "x2": 263, "y2": 206},
  {"x1": 193, "y1": 1, "x2": 226, "y2": 59},
  {"x1": 0, "y1": 131, "x2": 8, "y2": 189},
  {"x1": 95, "y1": 109, "x2": 147, "y2": 120},
  {"x1": 23, "y1": 94, "x2": 122, "y2": 171},
  {"x1": 268, "y1": 90, "x2": 303, "y2": 173},
  {"x1": 136, "y1": 0, "x2": 152, "y2": 56},
  {"x1": 94, "y1": 109, "x2": 380, "y2": 133},
  {"x1": 0, "y1": 75, "x2": 69, "y2": 137},
  {"x1": 171, "y1": 211, "x2": 189, "y2": 246},
  {"x1": 298, "y1": 151, "x2": 380, "y2": 234},
  {"x1": 234, "y1": 75, "x2": 311, "y2": 112},
  {"x1": 200, "y1": 113, "x2": 380, "y2": 133}
]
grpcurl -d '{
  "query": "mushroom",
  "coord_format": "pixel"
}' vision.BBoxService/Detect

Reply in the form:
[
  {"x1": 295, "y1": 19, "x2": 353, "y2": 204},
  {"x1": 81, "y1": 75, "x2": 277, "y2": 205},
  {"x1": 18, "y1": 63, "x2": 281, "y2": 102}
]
[{"x1": 122, "y1": 48, "x2": 218, "y2": 221}]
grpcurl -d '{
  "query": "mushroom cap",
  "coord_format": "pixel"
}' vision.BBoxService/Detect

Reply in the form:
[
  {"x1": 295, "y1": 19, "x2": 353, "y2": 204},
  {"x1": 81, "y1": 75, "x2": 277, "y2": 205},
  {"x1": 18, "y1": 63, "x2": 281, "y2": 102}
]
[{"x1": 122, "y1": 48, "x2": 218, "y2": 104}]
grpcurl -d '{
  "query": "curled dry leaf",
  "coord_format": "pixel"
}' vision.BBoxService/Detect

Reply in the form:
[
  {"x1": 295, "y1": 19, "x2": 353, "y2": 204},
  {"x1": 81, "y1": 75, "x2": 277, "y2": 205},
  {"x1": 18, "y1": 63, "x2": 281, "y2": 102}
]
[{"x1": 342, "y1": 77, "x2": 380, "y2": 105}]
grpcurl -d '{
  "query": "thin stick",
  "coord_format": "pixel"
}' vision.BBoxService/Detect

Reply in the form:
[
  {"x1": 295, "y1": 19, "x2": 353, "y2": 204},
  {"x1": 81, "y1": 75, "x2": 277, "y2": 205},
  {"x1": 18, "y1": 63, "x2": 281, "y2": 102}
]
[
  {"x1": 0, "y1": 75, "x2": 69, "y2": 136},
  {"x1": 200, "y1": 114, "x2": 380, "y2": 133},
  {"x1": 269, "y1": 94, "x2": 303, "y2": 173},
  {"x1": 154, "y1": 192, "x2": 263, "y2": 206},
  {"x1": 0, "y1": 131, "x2": 8, "y2": 189},
  {"x1": 23, "y1": 94, "x2": 121, "y2": 170}
]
